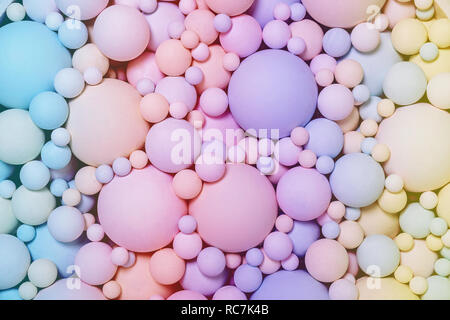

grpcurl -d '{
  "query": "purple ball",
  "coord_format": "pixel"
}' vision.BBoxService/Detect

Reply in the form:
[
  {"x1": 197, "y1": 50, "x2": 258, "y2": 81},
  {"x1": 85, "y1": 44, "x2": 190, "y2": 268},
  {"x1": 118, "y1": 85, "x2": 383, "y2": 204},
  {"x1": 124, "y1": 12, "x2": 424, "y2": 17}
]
[
  {"x1": 181, "y1": 261, "x2": 228, "y2": 296},
  {"x1": 305, "y1": 118, "x2": 344, "y2": 158},
  {"x1": 184, "y1": 66, "x2": 203, "y2": 86},
  {"x1": 246, "y1": 248, "x2": 264, "y2": 267},
  {"x1": 251, "y1": 270, "x2": 329, "y2": 300},
  {"x1": 322, "y1": 221, "x2": 340, "y2": 239},
  {"x1": 277, "y1": 167, "x2": 331, "y2": 221},
  {"x1": 249, "y1": 0, "x2": 298, "y2": 27},
  {"x1": 95, "y1": 164, "x2": 114, "y2": 184},
  {"x1": 228, "y1": 49, "x2": 317, "y2": 138},
  {"x1": 112, "y1": 157, "x2": 131, "y2": 177},
  {"x1": 316, "y1": 155, "x2": 335, "y2": 175},
  {"x1": 234, "y1": 264, "x2": 263, "y2": 293},
  {"x1": 322, "y1": 28, "x2": 352, "y2": 58},
  {"x1": 290, "y1": 3, "x2": 306, "y2": 22},
  {"x1": 288, "y1": 221, "x2": 321, "y2": 257},
  {"x1": 213, "y1": 286, "x2": 247, "y2": 300},
  {"x1": 178, "y1": 215, "x2": 197, "y2": 234},
  {"x1": 263, "y1": 232, "x2": 293, "y2": 261},
  {"x1": 197, "y1": 247, "x2": 226, "y2": 277},
  {"x1": 213, "y1": 14, "x2": 232, "y2": 33}
]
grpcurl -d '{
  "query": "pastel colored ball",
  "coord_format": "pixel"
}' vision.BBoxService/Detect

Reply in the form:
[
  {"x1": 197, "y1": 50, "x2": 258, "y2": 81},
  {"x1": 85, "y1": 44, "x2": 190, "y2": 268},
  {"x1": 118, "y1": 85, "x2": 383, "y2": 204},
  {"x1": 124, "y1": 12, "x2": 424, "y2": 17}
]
[
  {"x1": 29, "y1": 91, "x2": 69, "y2": 130},
  {"x1": 190, "y1": 164, "x2": 277, "y2": 253},
  {"x1": 180, "y1": 261, "x2": 227, "y2": 296},
  {"x1": 262, "y1": 20, "x2": 291, "y2": 49},
  {"x1": 391, "y1": 18, "x2": 427, "y2": 55},
  {"x1": 289, "y1": 19, "x2": 324, "y2": 61},
  {"x1": 40, "y1": 141, "x2": 72, "y2": 170},
  {"x1": 305, "y1": 118, "x2": 344, "y2": 158},
  {"x1": 27, "y1": 258, "x2": 57, "y2": 288},
  {"x1": 66, "y1": 79, "x2": 150, "y2": 167},
  {"x1": 376, "y1": 103, "x2": 450, "y2": 192},
  {"x1": 93, "y1": 5, "x2": 150, "y2": 61},
  {"x1": 277, "y1": 167, "x2": 331, "y2": 221},
  {"x1": 263, "y1": 232, "x2": 293, "y2": 261},
  {"x1": 197, "y1": 247, "x2": 226, "y2": 277},
  {"x1": 47, "y1": 206, "x2": 85, "y2": 243},
  {"x1": 429, "y1": 18, "x2": 450, "y2": 49},
  {"x1": 72, "y1": 44, "x2": 110, "y2": 76},
  {"x1": 12, "y1": 186, "x2": 56, "y2": 226},
  {"x1": 75, "y1": 242, "x2": 117, "y2": 286},
  {"x1": 0, "y1": 235, "x2": 30, "y2": 290},
  {"x1": 335, "y1": 59, "x2": 364, "y2": 89},
  {"x1": 58, "y1": 19, "x2": 88, "y2": 50},
  {"x1": 318, "y1": 84, "x2": 354, "y2": 121},
  {"x1": 35, "y1": 279, "x2": 105, "y2": 300},
  {"x1": 427, "y1": 72, "x2": 450, "y2": 109},
  {"x1": 173, "y1": 232, "x2": 203, "y2": 260},
  {"x1": 54, "y1": 68, "x2": 85, "y2": 99},
  {"x1": 330, "y1": 153, "x2": 385, "y2": 208},
  {"x1": 234, "y1": 264, "x2": 263, "y2": 293},
  {"x1": 155, "y1": 76, "x2": 197, "y2": 110},
  {"x1": 329, "y1": 279, "x2": 359, "y2": 300},
  {"x1": 184, "y1": 9, "x2": 218, "y2": 45},
  {"x1": 55, "y1": 0, "x2": 108, "y2": 20},
  {"x1": 16, "y1": 224, "x2": 35, "y2": 243},
  {"x1": 213, "y1": 286, "x2": 247, "y2": 300},
  {"x1": 200, "y1": 87, "x2": 229, "y2": 117},
  {"x1": 155, "y1": 39, "x2": 192, "y2": 76},
  {"x1": 305, "y1": 239, "x2": 349, "y2": 283},
  {"x1": 149, "y1": 248, "x2": 186, "y2": 285},
  {"x1": 22, "y1": 0, "x2": 57, "y2": 23},
  {"x1": 399, "y1": 202, "x2": 434, "y2": 239},
  {"x1": 20, "y1": 160, "x2": 50, "y2": 191},
  {"x1": 228, "y1": 49, "x2": 317, "y2": 138},
  {"x1": 357, "y1": 234, "x2": 400, "y2": 277},
  {"x1": 351, "y1": 23, "x2": 381, "y2": 53},
  {"x1": 172, "y1": 170, "x2": 203, "y2": 200},
  {"x1": 0, "y1": 21, "x2": 71, "y2": 109},
  {"x1": 322, "y1": 28, "x2": 351, "y2": 58},
  {"x1": 205, "y1": 0, "x2": 255, "y2": 16}
]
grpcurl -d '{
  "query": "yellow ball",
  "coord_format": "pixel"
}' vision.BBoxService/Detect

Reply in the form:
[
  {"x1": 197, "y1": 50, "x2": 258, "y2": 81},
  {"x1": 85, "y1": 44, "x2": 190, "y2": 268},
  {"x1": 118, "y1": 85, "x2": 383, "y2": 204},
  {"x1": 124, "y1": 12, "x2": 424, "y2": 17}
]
[
  {"x1": 378, "y1": 189, "x2": 407, "y2": 214},
  {"x1": 427, "y1": 72, "x2": 450, "y2": 109},
  {"x1": 414, "y1": 0, "x2": 433, "y2": 10},
  {"x1": 359, "y1": 203, "x2": 400, "y2": 238},
  {"x1": 437, "y1": 183, "x2": 450, "y2": 225},
  {"x1": 360, "y1": 119, "x2": 378, "y2": 137},
  {"x1": 337, "y1": 221, "x2": 365, "y2": 249},
  {"x1": 410, "y1": 48, "x2": 450, "y2": 80},
  {"x1": 419, "y1": 191, "x2": 438, "y2": 209},
  {"x1": 395, "y1": 233, "x2": 414, "y2": 251},
  {"x1": 371, "y1": 143, "x2": 391, "y2": 163},
  {"x1": 392, "y1": 19, "x2": 428, "y2": 55},
  {"x1": 357, "y1": 277, "x2": 419, "y2": 300},
  {"x1": 429, "y1": 19, "x2": 450, "y2": 48},
  {"x1": 426, "y1": 234, "x2": 444, "y2": 251},
  {"x1": 394, "y1": 265, "x2": 414, "y2": 283},
  {"x1": 377, "y1": 99, "x2": 396, "y2": 118},
  {"x1": 416, "y1": 7, "x2": 435, "y2": 21},
  {"x1": 409, "y1": 276, "x2": 428, "y2": 295}
]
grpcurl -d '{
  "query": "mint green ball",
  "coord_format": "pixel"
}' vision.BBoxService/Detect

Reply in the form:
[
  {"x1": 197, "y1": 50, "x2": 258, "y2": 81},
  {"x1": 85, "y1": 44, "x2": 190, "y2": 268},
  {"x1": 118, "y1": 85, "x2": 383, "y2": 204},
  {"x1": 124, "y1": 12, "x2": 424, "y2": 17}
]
[
  {"x1": 399, "y1": 203, "x2": 434, "y2": 239},
  {"x1": 434, "y1": 258, "x2": 450, "y2": 277},
  {"x1": 422, "y1": 276, "x2": 450, "y2": 300},
  {"x1": 18, "y1": 281, "x2": 37, "y2": 300},
  {"x1": 12, "y1": 186, "x2": 56, "y2": 226},
  {"x1": 0, "y1": 197, "x2": 19, "y2": 234}
]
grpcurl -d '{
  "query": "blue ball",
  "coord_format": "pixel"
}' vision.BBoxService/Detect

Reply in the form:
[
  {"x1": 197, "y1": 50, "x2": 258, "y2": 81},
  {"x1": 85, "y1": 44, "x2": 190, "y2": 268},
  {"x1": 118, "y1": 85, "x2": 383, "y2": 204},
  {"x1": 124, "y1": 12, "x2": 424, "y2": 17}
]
[
  {"x1": 345, "y1": 207, "x2": 361, "y2": 221},
  {"x1": 305, "y1": 118, "x2": 344, "y2": 158},
  {"x1": 22, "y1": 0, "x2": 57, "y2": 23},
  {"x1": 58, "y1": 19, "x2": 88, "y2": 50},
  {"x1": 288, "y1": 221, "x2": 320, "y2": 257},
  {"x1": 0, "y1": 179, "x2": 16, "y2": 199},
  {"x1": 27, "y1": 224, "x2": 87, "y2": 277},
  {"x1": 51, "y1": 128, "x2": 71, "y2": 147},
  {"x1": 95, "y1": 165, "x2": 114, "y2": 184},
  {"x1": 360, "y1": 96, "x2": 382, "y2": 123},
  {"x1": 29, "y1": 91, "x2": 69, "y2": 130},
  {"x1": 19, "y1": 160, "x2": 51, "y2": 191},
  {"x1": 353, "y1": 84, "x2": 371, "y2": 105},
  {"x1": 0, "y1": 160, "x2": 14, "y2": 181},
  {"x1": 361, "y1": 137, "x2": 377, "y2": 154},
  {"x1": 322, "y1": 221, "x2": 340, "y2": 239},
  {"x1": 322, "y1": 28, "x2": 351, "y2": 58},
  {"x1": 0, "y1": 21, "x2": 71, "y2": 109},
  {"x1": 246, "y1": 248, "x2": 264, "y2": 267},
  {"x1": 234, "y1": 264, "x2": 263, "y2": 293},
  {"x1": 0, "y1": 234, "x2": 30, "y2": 290},
  {"x1": 16, "y1": 224, "x2": 36, "y2": 243},
  {"x1": 45, "y1": 11, "x2": 64, "y2": 31},
  {"x1": 330, "y1": 153, "x2": 385, "y2": 208},
  {"x1": 316, "y1": 155, "x2": 335, "y2": 175},
  {"x1": 41, "y1": 141, "x2": 72, "y2": 170},
  {"x1": 50, "y1": 178, "x2": 69, "y2": 197},
  {"x1": 0, "y1": 287, "x2": 22, "y2": 300}
]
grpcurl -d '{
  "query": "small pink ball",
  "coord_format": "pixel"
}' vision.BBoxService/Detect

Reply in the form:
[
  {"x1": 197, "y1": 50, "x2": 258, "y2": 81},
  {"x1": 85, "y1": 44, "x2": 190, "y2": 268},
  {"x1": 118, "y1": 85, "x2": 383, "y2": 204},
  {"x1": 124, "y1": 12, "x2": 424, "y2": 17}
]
[
  {"x1": 185, "y1": 66, "x2": 204, "y2": 85},
  {"x1": 87, "y1": 223, "x2": 104, "y2": 242},
  {"x1": 179, "y1": 0, "x2": 197, "y2": 15},
  {"x1": 290, "y1": 127, "x2": 309, "y2": 146},
  {"x1": 140, "y1": 93, "x2": 169, "y2": 123},
  {"x1": 138, "y1": 0, "x2": 157, "y2": 14},
  {"x1": 287, "y1": 37, "x2": 306, "y2": 55},
  {"x1": 225, "y1": 253, "x2": 242, "y2": 269},
  {"x1": 298, "y1": 149, "x2": 317, "y2": 168},
  {"x1": 184, "y1": 9, "x2": 218, "y2": 45},
  {"x1": 83, "y1": 67, "x2": 103, "y2": 86},
  {"x1": 195, "y1": 155, "x2": 226, "y2": 183},
  {"x1": 281, "y1": 253, "x2": 299, "y2": 271},
  {"x1": 169, "y1": 102, "x2": 189, "y2": 119},
  {"x1": 290, "y1": 19, "x2": 324, "y2": 60},
  {"x1": 126, "y1": 52, "x2": 164, "y2": 87},
  {"x1": 329, "y1": 278, "x2": 358, "y2": 300},
  {"x1": 310, "y1": 54, "x2": 337, "y2": 74},
  {"x1": 327, "y1": 201, "x2": 346, "y2": 220},
  {"x1": 178, "y1": 215, "x2": 197, "y2": 234},
  {"x1": 318, "y1": 84, "x2": 354, "y2": 121},
  {"x1": 181, "y1": 30, "x2": 200, "y2": 49},
  {"x1": 173, "y1": 169, "x2": 203, "y2": 200},
  {"x1": 334, "y1": 59, "x2": 364, "y2": 88},
  {"x1": 173, "y1": 232, "x2": 203, "y2": 260},
  {"x1": 168, "y1": 290, "x2": 207, "y2": 300},
  {"x1": 273, "y1": 3, "x2": 291, "y2": 21},
  {"x1": 75, "y1": 166, "x2": 103, "y2": 196},
  {"x1": 111, "y1": 247, "x2": 129, "y2": 266},
  {"x1": 315, "y1": 69, "x2": 334, "y2": 87},
  {"x1": 191, "y1": 42, "x2": 210, "y2": 62},
  {"x1": 103, "y1": 281, "x2": 122, "y2": 300},
  {"x1": 275, "y1": 215, "x2": 294, "y2": 233},
  {"x1": 259, "y1": 249, "x2": 281, "y2": 275},
  {"x1": 129, "y1": 150, "x2": 148, "y2": 169},
  {"x1": 263, "y1": 231, "x2": 293, "y2": 261},
  {"x1": 187, "y1": 110, "x2": 205, "y2": 129},
  {"x1": 213, "y1": 286, "x2": 247, "y2": 300},
  {"x1": 351, "y1": 22, "x2": 381, "y2": 53},
  {"x1": 200, "y1": 87, "x2": 229, "y2": 117},
  {"x1": 83, "y1": 213, "x2": 96, "y2": 230},
  {"x1": 263, "y1": 20, "x2": 291, "y2": 49},
  {"x1": 222, "y1": 52, "x2": 240, "y2": 72}
]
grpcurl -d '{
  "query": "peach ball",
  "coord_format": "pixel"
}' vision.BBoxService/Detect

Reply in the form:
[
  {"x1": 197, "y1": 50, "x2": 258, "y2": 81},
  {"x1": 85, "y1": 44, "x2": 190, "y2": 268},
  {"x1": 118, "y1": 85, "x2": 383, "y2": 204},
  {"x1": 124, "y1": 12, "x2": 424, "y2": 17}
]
[
  {"x1": 190, "y1": 164, "x2": 277, "y2": 253},
  {"x1": 98, "y1": 166, "x2": 187, "y2": 252},
  {"x1": 205, "y1": 0, "x2": 255, "y2": 16},
  {"x1": 75, "y1": 166, "x2": 103, "y2": 196},
  {"x1": 93, "y1": 5, "x2": 150, "y2": 62},
  {"x1": 193, "y1": 45, "x2": 231, "y2": 93},
  {"x1": 140, "y1": 93, "x2": 170, "y2": 124},
  {"x1": 184, "y1": 9, "x2": 218, "y2": 45},
  {"x1": 173, "y1": 170, "x2": 203, "y2": 200},
  {"x1": 155, "y1": 39, "x2": 192, "y2": 76},
  {"x1": 66, "y1": 79, "x2": 149, "y2": 167},
  {"x1": 149, "y1": 248, "x2": 186, "y2": 285}
]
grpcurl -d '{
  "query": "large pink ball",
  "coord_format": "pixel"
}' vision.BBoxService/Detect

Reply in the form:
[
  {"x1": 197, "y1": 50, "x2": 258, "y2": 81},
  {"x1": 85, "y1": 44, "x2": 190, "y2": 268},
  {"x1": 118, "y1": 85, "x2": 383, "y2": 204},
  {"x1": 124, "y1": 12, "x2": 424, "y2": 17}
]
[
  {"x1": 93, "y1": 5, "x2": 150, "y2": 61},
  {"x1": 277, "y1": 167, "x2": 331, "y2": 221},
  {"x1": 205, "y1": 0, "x2": 255, "y2": 16},
  {"x1": 98, "y1": 166, "x2": 187, "y2": 252},
  {"x1": 66, "y1": 79, "x2": 149, "y2": 167},
  {"x1": 302, "y1": 0, "x2": 387, "y2": 28},
  {"x1": 74, "y1": 242, "x2": 118, "y2": 286},
  {"x1": 190, "y1": 164, "x2": 277, "y2": 253}
]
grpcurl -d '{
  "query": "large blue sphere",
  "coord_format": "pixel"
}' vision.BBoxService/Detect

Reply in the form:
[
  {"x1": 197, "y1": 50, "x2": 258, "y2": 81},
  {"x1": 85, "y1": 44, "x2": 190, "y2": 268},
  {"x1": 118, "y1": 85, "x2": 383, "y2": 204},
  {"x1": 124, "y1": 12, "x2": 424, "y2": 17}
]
[{"x1": 0, "y1": 21, "x2": 72, "y2": 109}]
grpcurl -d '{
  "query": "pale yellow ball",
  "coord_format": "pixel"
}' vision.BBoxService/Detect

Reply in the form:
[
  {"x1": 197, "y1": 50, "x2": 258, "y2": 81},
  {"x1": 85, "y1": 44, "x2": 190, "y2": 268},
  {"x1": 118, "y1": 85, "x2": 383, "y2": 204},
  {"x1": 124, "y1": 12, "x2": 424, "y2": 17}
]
[
  {"x1": 426, "y1": 234, "x2": 444, "y2": 251},
  {"x1": 378, "y1": 189, "x2": 407, "y2": 214},
  {"x1": 401, "y1": 240, "x2": 438, "y2": 277},
  {"x1": 337, "y1": 221, "x2": 365, "y2": 249},
  {"x1": 416, "y1": 7, "x2": 435, "y2": 21},
  {"x1": 409, "y1": 276, "x2": 428, "y2": 295},
  {"x1": 427, "y1": 72, "x2": 450, "y2": 109},
  {"x1": 437, "y1": 183, "x2": 450, "y2": 225},
  {"x1": 360, "y1": 119, "x2": 378, "y2": 137},
  {"x1": 394, "y1": 265, "x2": 413, "y2": 283},
  {"x1": 377, "y1": 99, "x2": 396, "y2": 118},
  {"x1": 72, "y1": 44, "x2": 110, "y2": 76},
  {"x1": 62, "y1": 189, "x2": 81, "y2": 207},
  {"x1": 392, "y1": 18, "x2": 428, "y2": 55},
  {"x1": 419, "y1": 191, "x2": 438, "y2": 209},
  {"x1": 385, "y1": 174, "x2": 404, "y2": 193},
  {"x1": 359, "y1": 203, "x2": 400, "y2": 238},
  {"x1": 371, "y1": 143, "x2": 391, "y2": 162},
  {"x1": 429, "y1": 19, "x2": 450, "y2": 48},
  {"x1": 395, "y1": 233, "x2": 414, "y2": 251}
]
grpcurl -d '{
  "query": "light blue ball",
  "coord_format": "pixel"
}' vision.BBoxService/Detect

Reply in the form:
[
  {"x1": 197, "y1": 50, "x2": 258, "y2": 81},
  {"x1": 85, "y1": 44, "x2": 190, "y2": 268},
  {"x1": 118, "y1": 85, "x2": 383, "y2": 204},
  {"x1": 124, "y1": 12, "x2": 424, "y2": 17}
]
[
  {"x1": 20, "y1": 160, "x2": 51, "y2": 191},
  {"x1": 95, "y1": 165, "x2": 114, "y2": 184},
  {"x1": 50, "y1": 178, "x2": 69, "y2": 197},
  {"x1": 22, "y1": 0, "x2": 57, "y2": 23},
  {"x1": 0, "y1": 234, "x2": 30, "y2": 290},
  {"x1": 0, "y1": 179, "x2": 16, "y2": 199},
  {"x1": 359, "y1": 96, "x2": 382, "y2": 123},
  {"x1": 353, "y1": 84, "x2": 371, "y2": 105},
  {"x1": 315, "y1": 155, "x2": 334, "y2": 175},
  {"x1": 0, "y1": 21, "x2": 71, "y2": 109},
  {"x1": 344, "y1": 32, "x2": 403, "y2": 96},
  {"x1": 234, "y1": 264, "x2": 263, "y2": 293},
  {"x1": 27, "y1": 224, "x2": 87, "y2": 277},
  {"x1": 54, "y1": 68, "x2": 85, "y2": 99},
  {"x1": 0, "y1": 160, "x2": 14, "y2": 181},
  {"x1": 51, "y1": 127, "x2": 71, "y2": 147},
  {"x1": 0, "y1": 287, "x2": 22, "y2": 300},
  {"x1": 322, "y1": 28, "x2": 351, "y2": 58},
  {"x1": 58, "y1": 19, "x2": 88, "y2": 50},
  {"x1": 305, "y1": 118, "x2": 344, "y2": 158},
  {"x1": 345, "y1": 207, "x2": 361, "y2": 221},
  {"x1": 322, "y1": 221, "x2": 340, "y2": 239},
  {"x1": 29, "y1": 91, "x2": 69, "y2": 130},
  {"x1": 288, "y1": 221, "x2": 320, "y2": 257},
  {"x1": 16, "y1": 224, "x2": 36, "y2": 243},
  {"x1": 41, "y1": 141, "x2": 72, "y2": 170},
  {"x1": 361, "y1": 137, "x2": 377, "y2": 154},
  {"x1": 330, "y1": 153, "x2": 385, "y2": 208},
  {"x1": 45, "y1": 11, "x2": 64, "y2": 31}
]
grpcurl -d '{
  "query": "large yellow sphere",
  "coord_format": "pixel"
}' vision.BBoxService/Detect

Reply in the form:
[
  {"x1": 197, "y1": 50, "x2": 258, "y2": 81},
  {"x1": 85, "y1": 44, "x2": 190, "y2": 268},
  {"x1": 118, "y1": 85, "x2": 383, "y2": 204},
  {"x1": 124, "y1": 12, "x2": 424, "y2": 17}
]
[
  {"x1": 376, "y1": 103, "x2": 450, "y2": 192},
  {"x1": 427, "y1": 72, "x2": 450, "y2": 110},
  {"x1": 410, "y1": 48, "x2": 450, "y2": 80},
  {"x1": 357, "y1": 277, "x2": 419, "y2": 300},
  {"x1": 429, "y1": 19, "x2": 450, "y2": 48},
  {"x1": 437, "y1": 183, "x2": 450, "y2": 224},
  {"x1": 359, "y1": 203, "x2": 400, "y2": 238},
  {"x1": 391, "y1": 19, "x2": 428, "y2": 55},
  {"x1": 378, "y1": 189, "x2": 408, "y2": 214}
]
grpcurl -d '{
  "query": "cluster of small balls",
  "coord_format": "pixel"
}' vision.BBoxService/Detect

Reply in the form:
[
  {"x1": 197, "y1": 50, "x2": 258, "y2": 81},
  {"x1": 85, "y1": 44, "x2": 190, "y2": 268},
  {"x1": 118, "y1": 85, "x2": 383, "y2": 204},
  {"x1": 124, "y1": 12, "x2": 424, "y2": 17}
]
[{"x1": 0, "y1": 0, "x2": 449, "y2": 302}]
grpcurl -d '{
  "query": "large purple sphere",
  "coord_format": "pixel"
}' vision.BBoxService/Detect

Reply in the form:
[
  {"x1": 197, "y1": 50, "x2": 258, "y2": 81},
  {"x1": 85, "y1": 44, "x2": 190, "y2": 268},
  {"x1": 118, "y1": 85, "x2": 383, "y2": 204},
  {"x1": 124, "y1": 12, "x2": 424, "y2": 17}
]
[{"x1": 228, "y1": 49, "x2": 317, "y2": 138}]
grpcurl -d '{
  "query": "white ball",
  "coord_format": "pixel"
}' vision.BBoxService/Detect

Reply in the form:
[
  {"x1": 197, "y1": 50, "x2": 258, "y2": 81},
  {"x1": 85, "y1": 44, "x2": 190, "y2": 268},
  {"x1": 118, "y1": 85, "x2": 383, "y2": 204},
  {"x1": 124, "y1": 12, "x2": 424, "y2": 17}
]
[
  {"x1": 420, "y1": 42, "x2": 439, "y2": 62},
  {"x1": 6, "y1": 3, "x2": 26, "y2": 22},
  {"x1": 427, "y1": 72, "x2": 450, "y2": 110},
  {"x1": 28, "y1": 258, "x2": 58, "y2": 288},
  {"x1": 54, "y1": 68, "x2": 85, "y2": 99},
  {"x1": 385, "y1": 174, "x2": 404, "y2": 193},
  {"x1": 357, "y1": 234, "x2": 400, "y2": 277},
  {"x1": 47, "y1": 206, "x2": 85, "y2": 242}
]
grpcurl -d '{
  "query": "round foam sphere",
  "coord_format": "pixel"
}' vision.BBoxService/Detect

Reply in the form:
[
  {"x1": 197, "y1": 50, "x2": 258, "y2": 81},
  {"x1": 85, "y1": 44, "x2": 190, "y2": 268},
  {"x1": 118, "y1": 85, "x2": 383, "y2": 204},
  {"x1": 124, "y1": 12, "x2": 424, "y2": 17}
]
[
  {"x1": 47, "y1": 206, "x2": 85, "y2": 243},
  {"x1": 205, "y1": 0, "x2": 255, "y2": 16},
  {"x1": 12, "y1": 186, "x2": 56, "y2": 226},
  {"x1": 27, "y1": 258, "x2": 57, "y2": 288},
  {"x1": 29, "y1": 91, "x2": 69, "y2": 130},
  {"x1": 0, "y1": 235, "x2": 30, "y2": 290},
  {"x1": 190, "y1": 164, "x2": 277, "y2": 253},
  {"x1": 357, "y1": 235, "x2": 400, "y2": 278},
  {"x1": 75, "y1": 242, "x2": 117, "y2": 286},
  {"x1": 0, "y1": 21, "x2": 71, "y2": 109},
  {"x1": 98, "y1": 166, "x2": 187, "y2": 252},
  {"x1": 228, "y1": 49, "x2": 317, "y2": 138}
]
